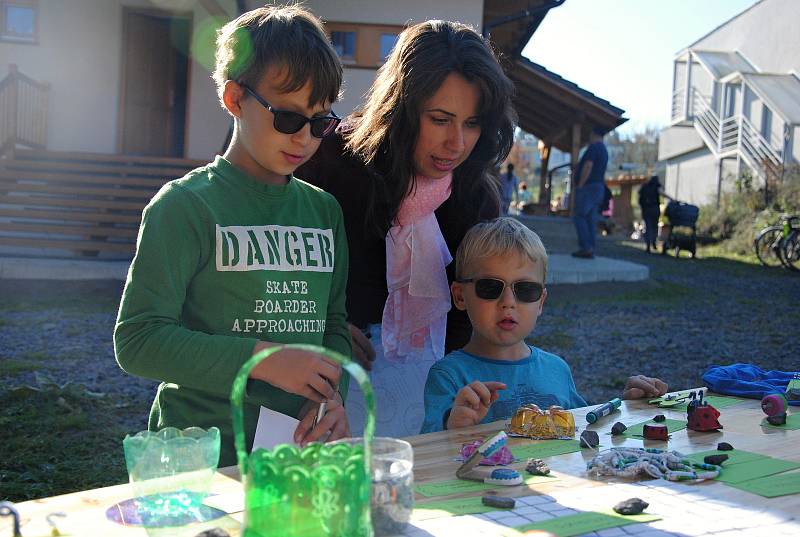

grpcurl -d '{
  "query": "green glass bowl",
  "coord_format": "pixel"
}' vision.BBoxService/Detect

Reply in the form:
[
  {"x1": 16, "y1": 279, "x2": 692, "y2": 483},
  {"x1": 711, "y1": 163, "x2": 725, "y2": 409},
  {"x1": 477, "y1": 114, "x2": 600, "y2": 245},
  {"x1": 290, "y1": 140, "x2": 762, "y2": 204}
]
[{"x1": 123, "y1": 426, "x2": 220, "y2": 522}]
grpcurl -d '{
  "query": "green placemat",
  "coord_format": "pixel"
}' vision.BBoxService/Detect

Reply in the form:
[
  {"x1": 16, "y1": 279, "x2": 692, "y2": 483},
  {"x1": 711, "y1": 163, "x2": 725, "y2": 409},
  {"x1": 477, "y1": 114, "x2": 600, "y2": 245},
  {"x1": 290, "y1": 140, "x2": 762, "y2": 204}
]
[
  {"x1": 649, "y1": 393, "x2": 746, "y2": 411},
  {"x1": 504, "y1": 510, "x2": 661, "y2": 537},
  {"x1": 412, "y1": 496, "x2": 498, "y2": 520},
  {"x1": 728, "y1": 470, "x2": 800, "y2": 497},
  {"x1": 761, "y1": 413, "x2": 800, "y2": 430},
  {"x1": 509, "y1": 439, "x2": 582, "y2": 460},
  {"x1": 715, "y1": 457, "x2": 800, "y2": 484},
  {"x1": 622, "y1": 418, "x2": 687, "y2": 438},
  {"x1": 415, "y1": 473, "x2": 555, "y2": 498},
  {"x1": 685, "y1": 449, "x2": 764, "y2": 467}
]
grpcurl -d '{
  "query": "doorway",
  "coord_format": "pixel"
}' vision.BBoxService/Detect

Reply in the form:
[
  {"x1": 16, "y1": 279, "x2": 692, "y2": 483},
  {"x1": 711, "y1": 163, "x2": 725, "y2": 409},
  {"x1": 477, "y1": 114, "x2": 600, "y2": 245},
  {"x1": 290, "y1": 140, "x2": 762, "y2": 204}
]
[{"x1": 119, "y1": 8, "x2": 190, "y2": 157}]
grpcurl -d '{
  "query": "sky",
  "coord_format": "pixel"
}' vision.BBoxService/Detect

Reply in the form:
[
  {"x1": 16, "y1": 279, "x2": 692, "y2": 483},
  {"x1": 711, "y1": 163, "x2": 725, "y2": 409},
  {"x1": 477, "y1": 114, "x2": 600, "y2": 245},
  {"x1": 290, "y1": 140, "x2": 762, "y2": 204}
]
[{"x1": 523, "y1": 0, "x2": 759, "y2": 136}]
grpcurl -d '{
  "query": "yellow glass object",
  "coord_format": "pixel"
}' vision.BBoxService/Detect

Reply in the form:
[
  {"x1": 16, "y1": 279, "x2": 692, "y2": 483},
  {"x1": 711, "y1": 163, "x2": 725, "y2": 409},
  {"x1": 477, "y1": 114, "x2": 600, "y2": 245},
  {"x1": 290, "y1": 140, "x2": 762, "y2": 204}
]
[
  {"x1": 549, "y1": 406, "x2": 576, "y2": 437},
  {"x1": 508, "y1": 404, "x2": 575, "y2": 439},
  {"x1": 509, "y1": 404, "x2": 542, "y2": 435}
]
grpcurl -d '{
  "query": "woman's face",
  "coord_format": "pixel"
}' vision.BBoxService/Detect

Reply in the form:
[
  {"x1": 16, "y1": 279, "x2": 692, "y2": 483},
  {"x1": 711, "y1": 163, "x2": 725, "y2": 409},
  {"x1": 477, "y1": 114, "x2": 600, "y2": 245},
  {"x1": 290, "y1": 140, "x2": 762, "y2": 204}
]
[{"x1": 412, "y1": 72, "x2": 482, "y2": 179}]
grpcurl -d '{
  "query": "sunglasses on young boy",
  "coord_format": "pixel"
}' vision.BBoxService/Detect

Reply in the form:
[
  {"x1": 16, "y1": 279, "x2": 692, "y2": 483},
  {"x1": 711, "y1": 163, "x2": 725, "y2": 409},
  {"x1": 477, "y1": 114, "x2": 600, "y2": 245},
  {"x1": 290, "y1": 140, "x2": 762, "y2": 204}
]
[
  {"x1": 242, "y1": 85, "x2": 341, "y2": 138},
  {"x1": 456, "y1": 277, "x2": 544, "y2": 303}
]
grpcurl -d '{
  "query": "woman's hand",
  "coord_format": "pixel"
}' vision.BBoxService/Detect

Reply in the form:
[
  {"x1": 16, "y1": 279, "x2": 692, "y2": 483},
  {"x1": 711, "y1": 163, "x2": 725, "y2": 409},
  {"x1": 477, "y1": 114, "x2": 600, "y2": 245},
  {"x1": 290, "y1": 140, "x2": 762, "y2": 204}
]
[{"x1": 349, "y1": 323, "x2": 376, "y2": 371}]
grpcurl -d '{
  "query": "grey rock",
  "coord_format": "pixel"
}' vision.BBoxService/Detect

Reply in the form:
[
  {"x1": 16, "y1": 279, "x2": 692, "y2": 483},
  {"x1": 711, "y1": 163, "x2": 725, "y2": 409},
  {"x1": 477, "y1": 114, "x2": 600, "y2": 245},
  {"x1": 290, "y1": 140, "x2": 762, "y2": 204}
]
[
  {"x1": 613, "y1": 497, "x2": 649, "y2": 515},
  {"x1": 482, "y1": 495, "x2": 515, "y2": 509},
  {"x1": 194, "y1": 529, "x2": 230, "y2": 537},
  {"x1": 580, "y1": 430, "x2": 599, "y2": 449},
  {"x1": 525, "y1": 458, "x2": 550, "y2": 475},
  {"x1": 717, "y1": 442, "x2": 734, "y2": 451},
  {"x1": 653, "y1": 414, "x2": 666, "y2": 422},
  {"x1": 611, "y1": 422, "x2": 627, "y2": 435},
  {"x1": 767, "y1": 413, "x2": 787, "y2": 426},
  {"x1": 704, "y1": 454, "x2": 729, "y2": 466}
]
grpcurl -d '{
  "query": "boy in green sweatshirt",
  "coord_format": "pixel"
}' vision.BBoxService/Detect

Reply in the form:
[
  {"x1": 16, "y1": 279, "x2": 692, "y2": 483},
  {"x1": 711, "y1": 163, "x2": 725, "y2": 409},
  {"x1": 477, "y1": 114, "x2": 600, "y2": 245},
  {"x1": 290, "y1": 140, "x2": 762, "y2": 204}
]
[{"x1": 114, "y1": 5, "x2": 350, "y2": 466}]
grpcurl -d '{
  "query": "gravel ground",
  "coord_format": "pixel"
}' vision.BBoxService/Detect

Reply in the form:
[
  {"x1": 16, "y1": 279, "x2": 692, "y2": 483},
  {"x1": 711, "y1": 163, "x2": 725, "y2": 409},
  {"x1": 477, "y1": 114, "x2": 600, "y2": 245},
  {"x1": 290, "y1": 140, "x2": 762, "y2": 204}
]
[{"x1": 0, "y1": 236, "x2": 797, "y2": 426}]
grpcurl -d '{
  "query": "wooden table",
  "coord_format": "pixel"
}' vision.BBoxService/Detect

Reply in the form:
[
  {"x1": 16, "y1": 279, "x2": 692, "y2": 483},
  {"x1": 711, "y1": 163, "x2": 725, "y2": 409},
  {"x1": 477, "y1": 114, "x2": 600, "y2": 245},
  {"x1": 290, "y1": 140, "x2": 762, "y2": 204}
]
[{"x1": 3, "y1": 391, "x2": 799, "y2": 536}]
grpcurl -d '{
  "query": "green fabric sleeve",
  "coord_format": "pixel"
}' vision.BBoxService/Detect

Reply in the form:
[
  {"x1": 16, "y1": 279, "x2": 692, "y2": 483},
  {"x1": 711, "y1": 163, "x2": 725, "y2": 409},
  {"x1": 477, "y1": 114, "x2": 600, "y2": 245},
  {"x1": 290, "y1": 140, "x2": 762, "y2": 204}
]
[{"x1": 114, "y1": 184, "x2": 258, "y2": 398}]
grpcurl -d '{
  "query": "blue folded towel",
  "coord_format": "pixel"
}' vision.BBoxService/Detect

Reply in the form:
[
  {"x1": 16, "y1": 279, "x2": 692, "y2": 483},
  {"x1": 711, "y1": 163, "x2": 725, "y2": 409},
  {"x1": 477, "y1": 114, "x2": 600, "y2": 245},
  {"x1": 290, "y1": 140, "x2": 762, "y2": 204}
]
[{"x1": 702, "y1": 363, "x2": 799, "y2": 405}]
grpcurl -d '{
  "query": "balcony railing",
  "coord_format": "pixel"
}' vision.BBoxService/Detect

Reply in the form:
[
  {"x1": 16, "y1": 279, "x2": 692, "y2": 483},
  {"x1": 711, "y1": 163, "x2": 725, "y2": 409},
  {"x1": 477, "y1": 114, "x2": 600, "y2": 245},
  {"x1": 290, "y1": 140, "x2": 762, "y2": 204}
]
[
  {"x1": 0, "y1": 64, "x2": 49, "y2": 154},
  {"x1": 671, "y1": 87, "x2": 685, "y2": 122},
  {"x1": 688, "y1": 87, "x2": 783, "y2": 179}
]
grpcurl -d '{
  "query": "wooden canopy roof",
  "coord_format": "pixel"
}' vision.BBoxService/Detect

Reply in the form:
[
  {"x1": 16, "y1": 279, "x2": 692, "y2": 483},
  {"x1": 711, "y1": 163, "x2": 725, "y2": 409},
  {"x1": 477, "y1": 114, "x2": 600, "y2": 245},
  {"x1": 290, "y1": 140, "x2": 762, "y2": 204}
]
[{"x1": 483, "y1": 0, "x2": 627, "y2": 152}]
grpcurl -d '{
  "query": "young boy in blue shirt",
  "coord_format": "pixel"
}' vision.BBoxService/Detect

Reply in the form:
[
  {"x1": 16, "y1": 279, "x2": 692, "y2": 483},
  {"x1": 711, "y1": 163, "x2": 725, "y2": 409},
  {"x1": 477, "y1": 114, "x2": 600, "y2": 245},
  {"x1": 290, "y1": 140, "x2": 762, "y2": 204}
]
[{"x1": 421, "y1": 217, "x2": 667, "y2": 433}]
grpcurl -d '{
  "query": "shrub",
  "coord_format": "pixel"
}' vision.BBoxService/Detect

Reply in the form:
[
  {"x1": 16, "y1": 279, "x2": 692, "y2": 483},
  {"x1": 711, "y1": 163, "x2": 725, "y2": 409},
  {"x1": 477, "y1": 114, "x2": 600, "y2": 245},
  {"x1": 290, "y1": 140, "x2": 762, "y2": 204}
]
[{"x1": 697, "y1": 167, "x2": 800, "y2": 255}]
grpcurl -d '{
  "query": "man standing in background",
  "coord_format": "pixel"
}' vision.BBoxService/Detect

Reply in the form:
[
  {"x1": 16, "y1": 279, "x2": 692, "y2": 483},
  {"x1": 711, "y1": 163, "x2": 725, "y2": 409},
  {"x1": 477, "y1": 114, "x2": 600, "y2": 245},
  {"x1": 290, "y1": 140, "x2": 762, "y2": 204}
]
[
  {"x1": 500, "y1": 163, "x2": 518, "y2": 216},
  {"x1": 571, "y1": 127, "x2": 608, "y2": 259}
]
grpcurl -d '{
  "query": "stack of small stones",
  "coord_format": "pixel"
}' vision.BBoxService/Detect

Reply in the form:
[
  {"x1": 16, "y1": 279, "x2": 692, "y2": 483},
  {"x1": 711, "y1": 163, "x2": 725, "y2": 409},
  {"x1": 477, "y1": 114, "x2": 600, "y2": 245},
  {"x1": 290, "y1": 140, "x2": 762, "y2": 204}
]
[{"x1": 525, "y1": 458, "x2": 550, "y2": 476}]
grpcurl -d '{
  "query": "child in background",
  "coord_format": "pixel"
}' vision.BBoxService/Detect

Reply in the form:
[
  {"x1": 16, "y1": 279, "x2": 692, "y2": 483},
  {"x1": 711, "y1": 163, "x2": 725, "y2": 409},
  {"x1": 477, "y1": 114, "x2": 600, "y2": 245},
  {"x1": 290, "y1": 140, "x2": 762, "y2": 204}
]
[
  {"x1": 421, "y1": 217, "x2": 667, "y2": 432},
  {"x1": 115, "y1": 5, "x2": 351, "y2": 466}
]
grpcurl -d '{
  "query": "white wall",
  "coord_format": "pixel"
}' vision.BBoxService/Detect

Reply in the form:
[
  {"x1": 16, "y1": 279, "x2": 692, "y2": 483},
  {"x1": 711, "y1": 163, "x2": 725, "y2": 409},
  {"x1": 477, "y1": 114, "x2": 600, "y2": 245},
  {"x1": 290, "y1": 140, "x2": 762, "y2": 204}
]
[
  {"x1": 301, "y1": 0, "x2": 483, "y2": 29},
  {"x1": 664, "y1": 148, "x2": 719, "y2": 206},
  {"x1": 691, "y1": 0, "x2": 800, "y2": 74},
  {"x1": 0, "y1": 0, "x2": 483, "y2": 160},
  {"x1": 0, "y1": 0, "x2": 235, "y2": 159},
  {"x1": 658, "y1": 125, "x2": 704, "y2": 161},
  {"x1": 303, "y1": 0, "x2": 484, "y2": 118}
]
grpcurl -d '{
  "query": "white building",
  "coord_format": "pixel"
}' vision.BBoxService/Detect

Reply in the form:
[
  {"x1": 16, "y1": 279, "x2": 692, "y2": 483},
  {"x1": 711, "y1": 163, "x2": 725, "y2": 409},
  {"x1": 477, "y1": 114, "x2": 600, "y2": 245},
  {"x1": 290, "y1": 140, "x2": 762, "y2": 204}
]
[
  {"x1": 658, "y1": 0, "x2": 800, "y2": 206},
  {"x1": 0, "y1": 0, "x2": 482, "y2": 160}
]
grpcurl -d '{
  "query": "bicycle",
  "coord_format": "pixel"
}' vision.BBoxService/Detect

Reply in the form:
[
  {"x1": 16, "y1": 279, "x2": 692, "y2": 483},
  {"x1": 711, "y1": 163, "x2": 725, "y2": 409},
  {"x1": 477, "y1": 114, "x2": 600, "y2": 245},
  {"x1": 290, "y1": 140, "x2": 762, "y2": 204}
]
[
  {"x1": 781, "y1": 222, "x2": 800, "y2": 271},
  {"x1": 754, "y1": 214, "x2": 800, "y2": 270}
]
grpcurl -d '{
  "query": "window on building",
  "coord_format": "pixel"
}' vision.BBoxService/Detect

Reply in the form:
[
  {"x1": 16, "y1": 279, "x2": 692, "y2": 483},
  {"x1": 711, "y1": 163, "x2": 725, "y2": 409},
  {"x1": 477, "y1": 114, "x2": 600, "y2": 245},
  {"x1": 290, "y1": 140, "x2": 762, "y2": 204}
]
[
  {"x1": 761, "y1": 105, "x2": 772, "y2": 145},
  {"x1": 331, "y1": 30, "x2": 356, "y2": 63},
  {"x1": 379, "y1": 33, "x2": 398, "y2": 61},
  {"x1": 326, "y1": 22, "x2": 405, "y2": 68},
  {"x1": 1, "y1": 1, "x2": 37, "y2": 42}
]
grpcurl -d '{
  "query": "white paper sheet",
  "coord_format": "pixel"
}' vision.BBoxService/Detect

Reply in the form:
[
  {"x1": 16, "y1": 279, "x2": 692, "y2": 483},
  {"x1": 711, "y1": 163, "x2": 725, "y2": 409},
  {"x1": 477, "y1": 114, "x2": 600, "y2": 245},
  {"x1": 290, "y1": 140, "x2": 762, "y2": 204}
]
[{"x1": 252, "y1": 406, "x2": 299, "y2": 452}]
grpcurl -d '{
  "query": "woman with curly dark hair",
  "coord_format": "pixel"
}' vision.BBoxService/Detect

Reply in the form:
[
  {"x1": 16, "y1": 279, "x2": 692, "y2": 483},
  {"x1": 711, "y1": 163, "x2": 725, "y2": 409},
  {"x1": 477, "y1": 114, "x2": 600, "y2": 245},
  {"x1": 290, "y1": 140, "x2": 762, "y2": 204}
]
[{"x1": 298, "y1": 19, "x2": 516, "y2": 436}]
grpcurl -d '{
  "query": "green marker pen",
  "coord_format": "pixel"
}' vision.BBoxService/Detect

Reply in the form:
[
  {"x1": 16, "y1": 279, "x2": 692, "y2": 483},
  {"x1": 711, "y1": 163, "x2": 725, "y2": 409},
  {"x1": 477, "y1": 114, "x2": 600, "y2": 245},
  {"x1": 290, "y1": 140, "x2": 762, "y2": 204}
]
[{"x1": 586, "y1": 398, "x2": 622, "y2": 424}]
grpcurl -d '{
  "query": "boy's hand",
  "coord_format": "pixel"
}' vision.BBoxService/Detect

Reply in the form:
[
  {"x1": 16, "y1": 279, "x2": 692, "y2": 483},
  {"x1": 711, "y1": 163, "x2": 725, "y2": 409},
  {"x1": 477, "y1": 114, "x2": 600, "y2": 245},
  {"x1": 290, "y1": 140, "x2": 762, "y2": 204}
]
[
  {"x1": 294, "y1": 392, "x2": 350, "y2": 445},
  {"x1": 446, "y1": 381, "x2": 506, "y2": 430},
  {"x1": 349, "y1": 323, "x2": 376, "y2": 371},
  {"x1": 249, "y1": 342, "x2": 340, "y2": 402},
  {"x1": 622, "y1": 375, "x2": 668, "y2": 399}
]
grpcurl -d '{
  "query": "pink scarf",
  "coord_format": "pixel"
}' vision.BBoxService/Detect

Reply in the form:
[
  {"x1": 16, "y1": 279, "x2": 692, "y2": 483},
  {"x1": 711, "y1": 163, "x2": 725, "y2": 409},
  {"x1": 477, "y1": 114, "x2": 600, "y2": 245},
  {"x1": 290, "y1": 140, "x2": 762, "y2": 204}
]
[{"x1": 382, "y1": 174, "x2": 453, "y2": 363}]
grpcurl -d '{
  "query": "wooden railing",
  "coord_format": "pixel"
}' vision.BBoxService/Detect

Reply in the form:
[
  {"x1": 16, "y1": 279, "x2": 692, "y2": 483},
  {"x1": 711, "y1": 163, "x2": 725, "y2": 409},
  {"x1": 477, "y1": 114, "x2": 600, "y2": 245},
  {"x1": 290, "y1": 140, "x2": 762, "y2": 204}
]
[{"x1": 0, "y1": 64, "x2": 49, "y2": 154}]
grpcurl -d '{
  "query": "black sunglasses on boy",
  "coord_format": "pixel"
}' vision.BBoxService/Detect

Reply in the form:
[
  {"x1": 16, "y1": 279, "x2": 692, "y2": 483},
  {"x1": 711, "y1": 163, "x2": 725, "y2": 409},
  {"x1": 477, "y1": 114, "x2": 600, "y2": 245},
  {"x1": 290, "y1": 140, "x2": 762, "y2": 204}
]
[
  {"x1": 456, "y1": 277, "x2": 545, "y2": 303},
  {"x1": 242, "y1": 85, "x2": 341, "y2": 138}
]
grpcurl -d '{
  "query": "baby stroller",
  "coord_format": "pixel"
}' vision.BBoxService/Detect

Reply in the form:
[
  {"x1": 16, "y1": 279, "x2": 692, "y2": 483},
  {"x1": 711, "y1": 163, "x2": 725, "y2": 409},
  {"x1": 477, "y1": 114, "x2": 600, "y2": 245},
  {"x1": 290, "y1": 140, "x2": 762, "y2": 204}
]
[{"x1": 662, "y1": 200, "x2": 699, "y2": 258}]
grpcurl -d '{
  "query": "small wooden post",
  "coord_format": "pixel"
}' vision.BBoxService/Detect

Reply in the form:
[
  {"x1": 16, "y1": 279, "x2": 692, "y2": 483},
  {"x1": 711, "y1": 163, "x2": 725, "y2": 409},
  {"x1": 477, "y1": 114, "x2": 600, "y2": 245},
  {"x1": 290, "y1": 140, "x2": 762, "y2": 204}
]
[
  {"x1": 569, "y1": 122, "x2": 582, "y2": 215},
  {"x1": 537, "y1": 140, "x2": 551, "y2": 207}
]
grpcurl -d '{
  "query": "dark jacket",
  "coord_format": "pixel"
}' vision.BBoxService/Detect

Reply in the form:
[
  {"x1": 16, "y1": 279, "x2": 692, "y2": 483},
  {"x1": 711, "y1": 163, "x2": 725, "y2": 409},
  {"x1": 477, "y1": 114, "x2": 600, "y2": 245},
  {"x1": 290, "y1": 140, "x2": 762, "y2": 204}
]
[
  {"x1": 638, "y1": 181, "x2": 661, "y2": 210},
  {"x1": 297, "y1": 132, "x2": 499, "y2": 352}
]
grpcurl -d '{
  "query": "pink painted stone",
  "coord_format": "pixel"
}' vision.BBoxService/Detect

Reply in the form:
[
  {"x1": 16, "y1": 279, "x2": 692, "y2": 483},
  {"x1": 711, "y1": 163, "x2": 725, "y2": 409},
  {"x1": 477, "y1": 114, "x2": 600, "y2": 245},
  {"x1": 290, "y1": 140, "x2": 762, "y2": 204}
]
[{"x1": 460, "y1": 440, "x2": 514, "y2": 465}]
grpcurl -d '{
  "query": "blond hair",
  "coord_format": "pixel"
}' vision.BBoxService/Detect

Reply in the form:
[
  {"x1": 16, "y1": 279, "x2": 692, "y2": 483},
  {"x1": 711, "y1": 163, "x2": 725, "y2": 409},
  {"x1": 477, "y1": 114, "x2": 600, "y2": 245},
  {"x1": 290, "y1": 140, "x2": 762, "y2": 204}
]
[
  {"x1": 212, "y1": 5, "x2": 342, "y2": 106},
  {"x1": 455, "y1": 217, "x2": 548, "y2": 282}
]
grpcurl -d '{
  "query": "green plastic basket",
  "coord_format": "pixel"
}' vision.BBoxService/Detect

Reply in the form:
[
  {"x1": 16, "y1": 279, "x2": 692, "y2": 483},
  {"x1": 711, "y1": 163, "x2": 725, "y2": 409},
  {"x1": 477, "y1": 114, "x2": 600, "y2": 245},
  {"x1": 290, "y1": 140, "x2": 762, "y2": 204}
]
[{"x1": 231, "y1": 344, "x2": 375, "y2": 537}]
